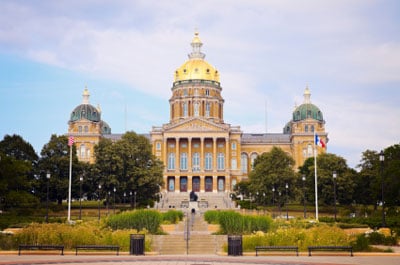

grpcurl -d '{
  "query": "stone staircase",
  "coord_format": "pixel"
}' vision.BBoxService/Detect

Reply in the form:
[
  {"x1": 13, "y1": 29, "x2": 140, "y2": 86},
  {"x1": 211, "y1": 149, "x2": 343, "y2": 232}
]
[
  {"x1": 156, "y1": 192, "x2": 234, "y2": 211},
  {"x1": 151, "y1": 212, "x2": 226, "y2": 255}
]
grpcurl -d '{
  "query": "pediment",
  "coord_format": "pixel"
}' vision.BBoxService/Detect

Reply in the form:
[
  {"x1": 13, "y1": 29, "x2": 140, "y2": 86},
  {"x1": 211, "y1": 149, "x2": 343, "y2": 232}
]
[{"x1": 164, "y1": 118, "x2": 229, "y2": 132}]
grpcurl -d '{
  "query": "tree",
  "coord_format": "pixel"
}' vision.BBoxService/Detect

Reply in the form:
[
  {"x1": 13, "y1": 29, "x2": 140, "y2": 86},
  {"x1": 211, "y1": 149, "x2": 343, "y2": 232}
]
[
  {"x1": 355, "y1": 150, "x2": 381, "y2": 206},
  {"x1": 37, "y1": 134, "x2": 82, "y2": 205},
  {"x1": 299, "y1": 153, "x2": 355, "y2": 206},
  {"x1": 0, "y1": 134, "x2": 38, "y2": 210},
  {"x1": 94, "y1": 131, "x2": 164, "y2": 207},
  {"x1": 248, "y1": 146, "x2": 296, "y2": 207}
]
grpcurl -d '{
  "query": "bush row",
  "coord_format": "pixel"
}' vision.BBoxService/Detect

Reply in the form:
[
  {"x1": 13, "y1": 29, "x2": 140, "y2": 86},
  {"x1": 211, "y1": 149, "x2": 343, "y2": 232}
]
[
  {"x1": 204, "y1": 210, "x2": 272, "y2": 235},
  {"x1": 106, "y1": 209, "x2": 183, "y2": 233},
  {"x1": 1, "y1": 221, "x2": 148, "y2": 251}
]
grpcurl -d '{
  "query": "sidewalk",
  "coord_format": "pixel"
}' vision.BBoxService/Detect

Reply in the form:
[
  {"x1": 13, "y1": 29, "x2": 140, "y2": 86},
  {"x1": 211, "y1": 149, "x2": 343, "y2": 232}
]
[{"x1": 0, "y1": 253, "x2": 399, "y2": 265}]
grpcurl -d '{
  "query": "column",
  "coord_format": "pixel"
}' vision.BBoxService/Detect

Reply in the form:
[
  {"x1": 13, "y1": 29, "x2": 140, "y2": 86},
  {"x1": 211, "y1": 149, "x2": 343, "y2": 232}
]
[
  {"x1": 213, "y1": 137, "x2": 217, "y2": 172},
  {"x1": 175, "y1": 137, "x2": 180, "y2": 171},
  {"x1": 225, "y1": 137, "x2": 230, "y2": 192},
  {"x1": 162, "y1": 138, "x2": 167, "y2": 167},
  {"x1": 188, "y1": 137, "x2": 192, "y2": 172}
]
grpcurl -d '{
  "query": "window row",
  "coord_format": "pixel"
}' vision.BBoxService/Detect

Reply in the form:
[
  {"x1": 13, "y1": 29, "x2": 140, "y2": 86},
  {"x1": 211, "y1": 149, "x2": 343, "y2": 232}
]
[{"x1": 167, "y1": 152, "x2": 226, "y2": 171}]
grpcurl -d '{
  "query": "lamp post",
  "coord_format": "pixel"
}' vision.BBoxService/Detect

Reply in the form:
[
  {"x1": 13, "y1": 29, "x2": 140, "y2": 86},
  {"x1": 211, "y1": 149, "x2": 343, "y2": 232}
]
[
  {"x1": 46, "y1": 172, "x2": 50, "y2": 223},
  {"x1": 332, "y1": 171, "x2": 337, "y2": 222},
  {"x1": 113, "y1": 187, "x2": 116, "y2": 214},
  {"x1": 272, "y1": 187, "x2": 275, "y2": 218},
  {"x1": 107, "y1": 191, "x2": 110, "y2": 214},
  {"x1": 79, "y1": 176, "x2": 83, "y2": 220},
  {"x1": 302, "y1": 175, "x2": 306, "y2": 218},
  {"x1": 130, "y1": 191, "x2": 133, "y2": 208},
  {"x1": 123, "y1": 192, "x2": 126, "y2": 205},
  {"x1": 97, "y1": 184, "x2": 101, "y2": 221},
  {"x1": 134, "y1": 191, "x2": 137, "y2": 209},
  {"x1": 380, "y1": 151, "x2": 386, "y2": 227},
  {"x1": 285, "y1": 183, "x2": 289, "y2": 220}
]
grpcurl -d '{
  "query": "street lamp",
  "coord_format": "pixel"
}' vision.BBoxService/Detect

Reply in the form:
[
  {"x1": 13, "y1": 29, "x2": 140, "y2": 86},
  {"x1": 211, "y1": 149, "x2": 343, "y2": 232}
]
[
  {"x1": 130, "y1": 191, "x2": 133, "y2": 208},
  {"x1": 113, "y1": 187, "x2": 116, "y2": 214},
  {"x1": 332, "y1": 171, "x2": 337, "y2": 222},
  {"x1": 302, "y1": 175, "x2": 306, "y2": 218},
  {"x1": 123, "y1": 192, "x2": 126, "y2": 205},
  {"x1": 134, "y1": 191, "x2": 137, "y2": 209},
  {"x1": 285, "y1": 183, "x2": 289, "y2": 220},
  {"x1": 380, "y1": 151, "x2": 386, "y2": 227},
  {"x1": 46, "y1": 172, "x2": 50, "y2": 223},
  {"x1": 97, "y1": 184, "x2": 101, "y2": 220},
  {"x1": 272, "y1": 187, "x2": 275, "y2": 218},
  {"x1": 79, "y1": 176, "x2": 83, "y2": 220}
]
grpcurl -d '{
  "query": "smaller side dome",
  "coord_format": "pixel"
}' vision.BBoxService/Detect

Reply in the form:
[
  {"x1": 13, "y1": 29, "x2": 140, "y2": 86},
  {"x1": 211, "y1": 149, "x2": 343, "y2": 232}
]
[
  {"x1": 292, "y1": 86, "x2": 324, "y2": 122},
  {"x1": 101, "y1": 121, "x2": 112, "y2": 134}
]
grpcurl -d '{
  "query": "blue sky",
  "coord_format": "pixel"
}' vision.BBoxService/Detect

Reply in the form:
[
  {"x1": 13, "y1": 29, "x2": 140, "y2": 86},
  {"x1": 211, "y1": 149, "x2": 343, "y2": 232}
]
[{"x1": 0, "y1": 0, "x2": 399, "y2": 168}]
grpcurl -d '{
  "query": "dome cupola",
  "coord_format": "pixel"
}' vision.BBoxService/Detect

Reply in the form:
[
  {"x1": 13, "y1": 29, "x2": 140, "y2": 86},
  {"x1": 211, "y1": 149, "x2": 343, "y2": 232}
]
[
  {"x1": 292, "y1": 86, "x2": 324, "y2": 122},
  {"x1": 174, "y1": 31, "x2": 220, "y2": 83},
  {"x1": 70, "y1": 88, "x2": 101, "y2": 122}
]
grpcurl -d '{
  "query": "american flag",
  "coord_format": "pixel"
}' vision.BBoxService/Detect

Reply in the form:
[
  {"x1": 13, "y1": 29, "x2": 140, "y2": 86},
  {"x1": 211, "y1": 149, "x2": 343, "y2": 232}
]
[{"x1": 68, "y1": 136, "x2": 74, "y2": 146}]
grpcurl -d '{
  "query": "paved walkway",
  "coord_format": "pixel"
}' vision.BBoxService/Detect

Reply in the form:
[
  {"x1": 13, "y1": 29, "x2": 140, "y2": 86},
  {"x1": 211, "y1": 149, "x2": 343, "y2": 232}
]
[{"x1": 0, "y1": 253, "x2": 399, "y2": 265}]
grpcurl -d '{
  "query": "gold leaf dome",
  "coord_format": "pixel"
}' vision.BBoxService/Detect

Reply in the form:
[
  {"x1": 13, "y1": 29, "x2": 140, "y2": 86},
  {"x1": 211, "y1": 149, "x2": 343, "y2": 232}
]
[{"x1": 174, "y1": 31, "x2": 220, "y2": 83}]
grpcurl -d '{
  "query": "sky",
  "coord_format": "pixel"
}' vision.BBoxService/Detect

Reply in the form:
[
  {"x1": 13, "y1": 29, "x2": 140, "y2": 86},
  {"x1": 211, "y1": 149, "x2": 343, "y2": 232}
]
[{"x1": 0, "y1": 0, "x2": 399, "y2": 169}]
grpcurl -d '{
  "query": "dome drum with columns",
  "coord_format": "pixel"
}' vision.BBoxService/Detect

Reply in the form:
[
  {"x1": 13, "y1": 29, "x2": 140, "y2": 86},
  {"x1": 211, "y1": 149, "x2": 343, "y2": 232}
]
[{"x1": 68, "y1": 31, "x2": 328, "y2": 195}]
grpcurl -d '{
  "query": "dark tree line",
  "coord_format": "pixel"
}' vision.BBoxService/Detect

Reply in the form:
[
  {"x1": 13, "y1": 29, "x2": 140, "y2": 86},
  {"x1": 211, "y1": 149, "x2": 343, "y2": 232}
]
[{"x1": 0, "y1": 132, "x2": 163, "y2": 211}]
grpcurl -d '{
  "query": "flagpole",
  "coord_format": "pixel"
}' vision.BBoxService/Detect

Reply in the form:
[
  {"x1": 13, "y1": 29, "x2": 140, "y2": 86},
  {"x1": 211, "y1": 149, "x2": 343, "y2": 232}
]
[
  {"x1": 67, "y1": 139, "x2": 73, "y2": 223},
  {"x1": 314, "y1": 131, "x2": 319, "y2": 221}
]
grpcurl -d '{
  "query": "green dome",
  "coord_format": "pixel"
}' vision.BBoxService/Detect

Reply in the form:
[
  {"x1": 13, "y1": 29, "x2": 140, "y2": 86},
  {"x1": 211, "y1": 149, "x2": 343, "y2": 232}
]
[
  {"x1": 70, "y1": 104, "x2": 101, "y2": 122},
  {"x1": 292, "y1": 103, "x2": 323, "y2": 122}
]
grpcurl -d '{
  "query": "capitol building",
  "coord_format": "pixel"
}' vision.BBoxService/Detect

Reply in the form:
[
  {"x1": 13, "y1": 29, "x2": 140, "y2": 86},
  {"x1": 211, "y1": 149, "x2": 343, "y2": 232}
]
[{"x1": 67, "y1": 32, "x2": 327, "y2": 195}]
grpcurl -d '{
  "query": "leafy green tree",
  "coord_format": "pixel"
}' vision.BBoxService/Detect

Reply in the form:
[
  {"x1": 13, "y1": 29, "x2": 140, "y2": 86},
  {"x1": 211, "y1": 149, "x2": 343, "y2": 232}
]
[
  {"x1": 37, "y1": 134, "x2": 83, "y2": 205},
  {"x1": 0, "y1": 134, "x2": 38, "y2": 210},
  {"x1": 248, "y1": 146, "x2": 296, "y2": 206},
  {"x1": 355, "y1": 150, "x2": 381, "y2": 206},
  {"x1": 94, "y1": 131, "x2": 164, "y2": 206},
  {"x1": 299, "y1": 153, "x2": 355, "y2": 206},
  {"x1": 382, "y1": 144, "x2": 400, "y2": 208}
]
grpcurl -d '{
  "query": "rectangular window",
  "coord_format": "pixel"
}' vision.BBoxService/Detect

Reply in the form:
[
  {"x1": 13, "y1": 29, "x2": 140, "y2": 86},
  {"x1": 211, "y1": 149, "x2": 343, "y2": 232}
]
[
  {"x1": 231, "y1": 142, "x2": 236, "y2": 150},
  {"x1": 180, "y1": 153, "x2": 188, "y2": 170},
  {"x1": 205, "y1": 153, "x2": 212, "y2": 170}
]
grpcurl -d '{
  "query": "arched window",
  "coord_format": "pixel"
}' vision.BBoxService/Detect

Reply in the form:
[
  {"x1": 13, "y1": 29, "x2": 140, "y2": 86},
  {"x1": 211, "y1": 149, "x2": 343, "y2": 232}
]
[
  {"x1": 168, "y1": 153, "x2": 175, "y2": 170},
  {"x1": 194, "y1": 102, "x2": 199, "y2": 117},
  {"x1": 192, "y1": 152, "x2": 200, "y2": 172},
  {"x1": 84, "y1": 126, "x2": 89, "y2": 133},
  {"x1": 305, "y1": 125, "x2": 308, "y2": 132},
  {"x1": 183, "y1": 102, "x2": 188, "y2": 117},
  {"x1": 205, "y1": 153, "x2": 212, "y2": 170},
  {"x1": 241, "y1": 153, "x2": 248, "y2": 173},
  {"x1": 180, "y1": 153, "x2": 188, "y2": 170},
  {"x1": 80, "y1": 144, "x2": 86, "y2": 158},
  {"x1": 307, "y1": 144, "x2": 313, "y2": 157},
  {"x1": 250, "y1": 153, "x2": 258, "y2": 170},
  {"x1": 78, "y1": 126, "x2": 82, "y2": 133},
  {"x1": 205, "y1": 102, "x2": 210, "y2": 117},
  {"x1": 217, "y1": 153, "x2": 225, "y2": 170},
  {"x1": 231, "y1": 158, "x2": 237, "y2": 170},
  {"x1": 311, "y1": 125, "x2": 315, "y2": 132}
]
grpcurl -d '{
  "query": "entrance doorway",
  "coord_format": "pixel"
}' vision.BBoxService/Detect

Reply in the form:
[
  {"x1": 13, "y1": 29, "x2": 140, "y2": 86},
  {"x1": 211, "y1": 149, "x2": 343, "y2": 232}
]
[
  {"x1": 192, "y1": 177, "x2": 200, "y2": 192},
  {"x1": 205, "y1": 177, "x2": 213, "y2": 192},
  {"x1": 167, "y1": 177, "x2": 175, "y2": 192},
  {"x1": 180, "y1": 177, "x2": 188, "y2": 192},
  {"x1": 217, "y1": 176, "x2": 225, "y2": 192}
]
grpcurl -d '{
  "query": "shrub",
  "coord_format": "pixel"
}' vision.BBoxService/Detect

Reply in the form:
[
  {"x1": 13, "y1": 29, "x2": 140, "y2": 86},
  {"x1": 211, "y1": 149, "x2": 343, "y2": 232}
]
[
  {"x1": 204, "y1": 210, "x2": 272, "y2": 235},
  {"x1": 106, "y1": 209, "x2": 162, "y2": 233},
  {"x1": 162, "y1": 210, "x2": 183, "y2": 224},
  {"x1": 12, "y1": 221, "x2": 150, "y2": 251}
]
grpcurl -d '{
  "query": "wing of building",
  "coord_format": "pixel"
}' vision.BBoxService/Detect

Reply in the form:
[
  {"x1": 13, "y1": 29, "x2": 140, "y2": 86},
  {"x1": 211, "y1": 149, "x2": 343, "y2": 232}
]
[{"x1": 68, "y1": 31, "x2": 328, "y2": 194}]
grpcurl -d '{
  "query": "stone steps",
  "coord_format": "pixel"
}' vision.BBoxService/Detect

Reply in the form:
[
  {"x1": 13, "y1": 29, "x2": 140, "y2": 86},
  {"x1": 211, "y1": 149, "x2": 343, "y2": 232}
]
[{"x1": 151, "y1": 212, "x2": 225, "y2": 255}]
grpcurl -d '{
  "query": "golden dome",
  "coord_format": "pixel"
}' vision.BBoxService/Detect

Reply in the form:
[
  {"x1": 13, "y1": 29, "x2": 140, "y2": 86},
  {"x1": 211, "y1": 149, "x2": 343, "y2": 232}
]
[{"x1": 174, "y1": 31, "x2": 220, "y2": 83}]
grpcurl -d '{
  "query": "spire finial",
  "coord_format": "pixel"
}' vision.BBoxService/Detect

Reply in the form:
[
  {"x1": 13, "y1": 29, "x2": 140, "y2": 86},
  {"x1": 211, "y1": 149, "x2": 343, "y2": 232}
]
[
  {"x1": 303, "y1": 85, "x2": 311, "y2": 104},
  {"x1": 82, "y1": 86, "x2": 90, "y2": 104},
  {"x1": 188, "y1": 29, "x2": 205, "y2": 59}
]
